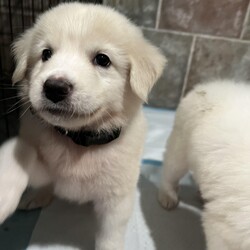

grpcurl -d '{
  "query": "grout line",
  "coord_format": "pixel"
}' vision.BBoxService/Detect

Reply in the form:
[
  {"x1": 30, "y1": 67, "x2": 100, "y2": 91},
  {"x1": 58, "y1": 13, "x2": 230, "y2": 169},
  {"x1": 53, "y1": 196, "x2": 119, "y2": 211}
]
[
  {"x1": 181, "y1": 36, "x2": 196, "y2": 98},
  {"x1": 155, "y1": 0, "x2": 163, "y2": 29},
  {"x1": 240, "y1": 0, "x2": 250, "y2": 39},
  {"x1": 143, "y1": 26, "x2": 250, "y2": 44}
]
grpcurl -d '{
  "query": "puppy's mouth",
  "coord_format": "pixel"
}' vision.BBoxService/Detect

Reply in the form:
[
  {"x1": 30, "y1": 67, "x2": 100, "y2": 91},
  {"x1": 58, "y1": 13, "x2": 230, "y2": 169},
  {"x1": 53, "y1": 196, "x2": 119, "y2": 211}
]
[
  {"x1": 29, "y1": 107, "x2": 121, "y2": 147},
  {"x1": 45, "y1": 107, "x2": 98, "y2": 118},
  {"x1": 30, "y1": 106, "x2": 100, "y2": 119}
]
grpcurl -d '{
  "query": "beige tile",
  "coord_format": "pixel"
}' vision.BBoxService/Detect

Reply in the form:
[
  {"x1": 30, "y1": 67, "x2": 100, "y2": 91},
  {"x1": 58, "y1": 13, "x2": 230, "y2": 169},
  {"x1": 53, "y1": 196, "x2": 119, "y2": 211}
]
[
  {"x1": 104, "y1": 0, "x2": 159, "y2": 28},
  {"x1": 159, "y1": 0, "x2": 249, "y2": 38},
  {"x1": 143, "y1": 29, "x2": 193, "y2": 109},
  {"x1": 185, "y1": 37, "x2": 250, "y2": 93}
]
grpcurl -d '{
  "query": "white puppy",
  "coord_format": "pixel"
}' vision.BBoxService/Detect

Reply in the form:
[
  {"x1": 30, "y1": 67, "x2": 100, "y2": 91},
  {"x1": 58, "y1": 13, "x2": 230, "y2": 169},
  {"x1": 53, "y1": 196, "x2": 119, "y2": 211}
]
[
  {"x1": 0, "y1": 3, "x2": 166, "y2": 250},
  {"x1": 159, "y1": 80, "x2": 250, "y2": 250}
]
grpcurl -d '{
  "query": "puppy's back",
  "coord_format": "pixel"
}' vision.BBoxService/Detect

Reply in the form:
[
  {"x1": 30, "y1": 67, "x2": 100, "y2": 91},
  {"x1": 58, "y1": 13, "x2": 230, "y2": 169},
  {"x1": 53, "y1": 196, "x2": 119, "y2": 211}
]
[
  {"x1": 176, "y1": 80, "x2": 250, "y2": 192},
  {"x1": 178, "y1": 80, "x2": 250, "y2": 127}
]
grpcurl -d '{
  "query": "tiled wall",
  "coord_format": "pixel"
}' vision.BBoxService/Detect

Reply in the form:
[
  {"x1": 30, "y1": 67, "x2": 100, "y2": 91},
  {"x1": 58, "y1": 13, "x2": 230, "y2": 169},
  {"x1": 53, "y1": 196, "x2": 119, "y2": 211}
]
[{"x1": 105, "y1": 0, "x2": 250, "y2": 109}]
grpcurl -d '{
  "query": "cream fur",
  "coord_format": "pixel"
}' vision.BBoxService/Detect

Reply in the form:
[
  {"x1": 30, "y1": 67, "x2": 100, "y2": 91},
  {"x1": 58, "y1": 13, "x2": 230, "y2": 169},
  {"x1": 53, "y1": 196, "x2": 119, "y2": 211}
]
[
  {"x1": 159, "y1": 80, "x2": 250, "y2": 250},
  {"x1": 0, "y1": 3, "x2": 166, "y2": 250}
]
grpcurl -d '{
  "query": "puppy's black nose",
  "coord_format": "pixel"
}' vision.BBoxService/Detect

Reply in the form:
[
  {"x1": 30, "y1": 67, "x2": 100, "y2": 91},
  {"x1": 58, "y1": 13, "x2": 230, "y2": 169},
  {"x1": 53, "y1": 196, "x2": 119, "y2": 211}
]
[{"x1": 43, "y1": 78, "x2": 73, "y2": 103}]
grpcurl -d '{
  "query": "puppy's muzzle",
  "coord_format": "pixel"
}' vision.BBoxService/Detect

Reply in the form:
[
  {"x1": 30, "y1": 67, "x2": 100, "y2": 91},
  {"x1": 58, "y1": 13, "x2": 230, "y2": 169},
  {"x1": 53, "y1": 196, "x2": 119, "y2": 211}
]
[{"x1": 43, "y1": 77, "x2": 73, "y2": 103}]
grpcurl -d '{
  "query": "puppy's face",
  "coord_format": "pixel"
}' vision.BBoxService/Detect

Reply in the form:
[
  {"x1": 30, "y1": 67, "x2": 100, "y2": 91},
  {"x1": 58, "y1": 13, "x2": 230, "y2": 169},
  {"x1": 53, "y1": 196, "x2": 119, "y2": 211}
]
[
  {"x1": 13, "y1": 3, "x2": 166, "y2": 131},
  {"x1": 23, "y1": 23, "x2": 129, "y2": 130}
]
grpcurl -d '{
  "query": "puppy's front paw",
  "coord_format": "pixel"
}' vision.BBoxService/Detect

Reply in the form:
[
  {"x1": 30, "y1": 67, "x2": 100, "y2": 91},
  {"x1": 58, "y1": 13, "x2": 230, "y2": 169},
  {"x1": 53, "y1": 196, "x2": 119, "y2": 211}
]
[
  {"x1": 96, "y1": 241, "x2": 123, "y2": 250},
  {"x1": 158, "y1": 189, "x2": 178, "y2": 210},
  {"x1": 0, "y1": 186, "x2": 22, "y2": 224},
  {"x1": 18, "y1": 187, "x2": 53, "y2": 210}
]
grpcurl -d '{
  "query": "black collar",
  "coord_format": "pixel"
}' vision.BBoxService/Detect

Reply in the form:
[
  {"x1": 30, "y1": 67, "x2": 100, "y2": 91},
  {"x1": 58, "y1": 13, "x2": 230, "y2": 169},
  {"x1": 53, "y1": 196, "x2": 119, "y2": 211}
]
[{"x1": 55, "y1": 126, "x2": 121, "y2": 147}]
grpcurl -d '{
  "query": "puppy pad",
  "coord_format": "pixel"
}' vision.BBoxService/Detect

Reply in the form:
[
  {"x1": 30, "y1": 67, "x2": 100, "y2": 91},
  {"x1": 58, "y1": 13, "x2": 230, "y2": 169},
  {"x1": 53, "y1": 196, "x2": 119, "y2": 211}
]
[{"x1": 27, "y1": 171, "x2": 205, "y2": 250}]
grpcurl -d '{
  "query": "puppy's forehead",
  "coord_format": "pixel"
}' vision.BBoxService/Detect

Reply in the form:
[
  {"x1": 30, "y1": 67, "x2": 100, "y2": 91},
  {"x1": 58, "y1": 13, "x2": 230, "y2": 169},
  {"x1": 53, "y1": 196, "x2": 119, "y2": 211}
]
[{"x1": 35, "y1": 3, "x2": 141, "y2": 47}]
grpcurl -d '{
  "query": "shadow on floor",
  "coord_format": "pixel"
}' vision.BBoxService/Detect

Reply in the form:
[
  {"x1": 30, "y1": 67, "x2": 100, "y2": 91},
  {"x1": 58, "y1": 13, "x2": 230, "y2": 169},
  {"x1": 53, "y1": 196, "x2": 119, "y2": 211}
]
[
  {"x1": 7, "y1": 174, "x2": 205, "y2": 250},
  {"x1": 139, "y1": 175, "x2": 205, "y2": 250}
]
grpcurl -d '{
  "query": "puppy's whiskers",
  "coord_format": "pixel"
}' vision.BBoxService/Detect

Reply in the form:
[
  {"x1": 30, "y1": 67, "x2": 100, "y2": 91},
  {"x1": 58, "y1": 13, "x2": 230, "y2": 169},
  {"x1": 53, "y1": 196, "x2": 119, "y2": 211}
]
[
  {"x1": 20, "y1": 103, "x2": 32, "y2": 119},
  {"x1": 70, "y1": 106, "x2": 76, "y2": 119},
  {"x1": 104, "y1": 109, "x2": 113, "y2": 120},
  {"x1": 0, "y1": 83, "x2": 26, "y2": 88},
  {"x1": 0, "y1": 87, "x2": 20, "y2": 90},
  {"x1": 1, "y1": 99, "x2": 30, "y2": 117},
  {"x1": 7, "y1": 98, "x2": 26, "y2": 112},
  {"x1": 0, "y1": 96, "x2": 20, "y2": 102}
]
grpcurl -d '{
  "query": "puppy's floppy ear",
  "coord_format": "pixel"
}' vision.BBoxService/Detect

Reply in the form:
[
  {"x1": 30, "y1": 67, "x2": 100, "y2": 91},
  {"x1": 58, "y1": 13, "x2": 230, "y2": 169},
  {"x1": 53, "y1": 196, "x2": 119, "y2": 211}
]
[
  {"x1": 129, "y1": 37, "x2": 166, "y2": 102},
  {"x1": 12, "y1": 28, "x2": 34, "y2": 85}
]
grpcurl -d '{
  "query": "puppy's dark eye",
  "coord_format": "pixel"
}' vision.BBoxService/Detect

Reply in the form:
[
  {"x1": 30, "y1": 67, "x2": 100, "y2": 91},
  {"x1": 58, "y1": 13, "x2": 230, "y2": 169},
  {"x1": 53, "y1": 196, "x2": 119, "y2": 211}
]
[
  {"x1": 94, "y1": 54, "x2": 111, "y2": 67},
  {"x1": 42, "y1": 49, "x2": 53, "y2": 62}
]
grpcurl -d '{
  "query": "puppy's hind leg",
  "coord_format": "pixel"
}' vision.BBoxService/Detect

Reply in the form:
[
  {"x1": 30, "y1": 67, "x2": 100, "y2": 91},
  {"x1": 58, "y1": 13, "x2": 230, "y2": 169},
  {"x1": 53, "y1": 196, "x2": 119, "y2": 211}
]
[
  {"x1": 0, "y1": 137, "x2": 36, "y2": 223},
  {"x1": 203, "y1": 210, "x2": 230, "y2": 250},
  {"x1": 158, "y1": 130, "x2": 188, "y2": 210}
]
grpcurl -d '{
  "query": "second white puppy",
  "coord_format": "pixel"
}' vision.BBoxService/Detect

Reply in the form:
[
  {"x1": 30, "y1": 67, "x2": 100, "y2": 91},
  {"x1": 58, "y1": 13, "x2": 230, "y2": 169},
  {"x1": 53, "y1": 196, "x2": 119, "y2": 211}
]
[{"x1": 159, "y1": 80, "x2": 250, "y2": 250}]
